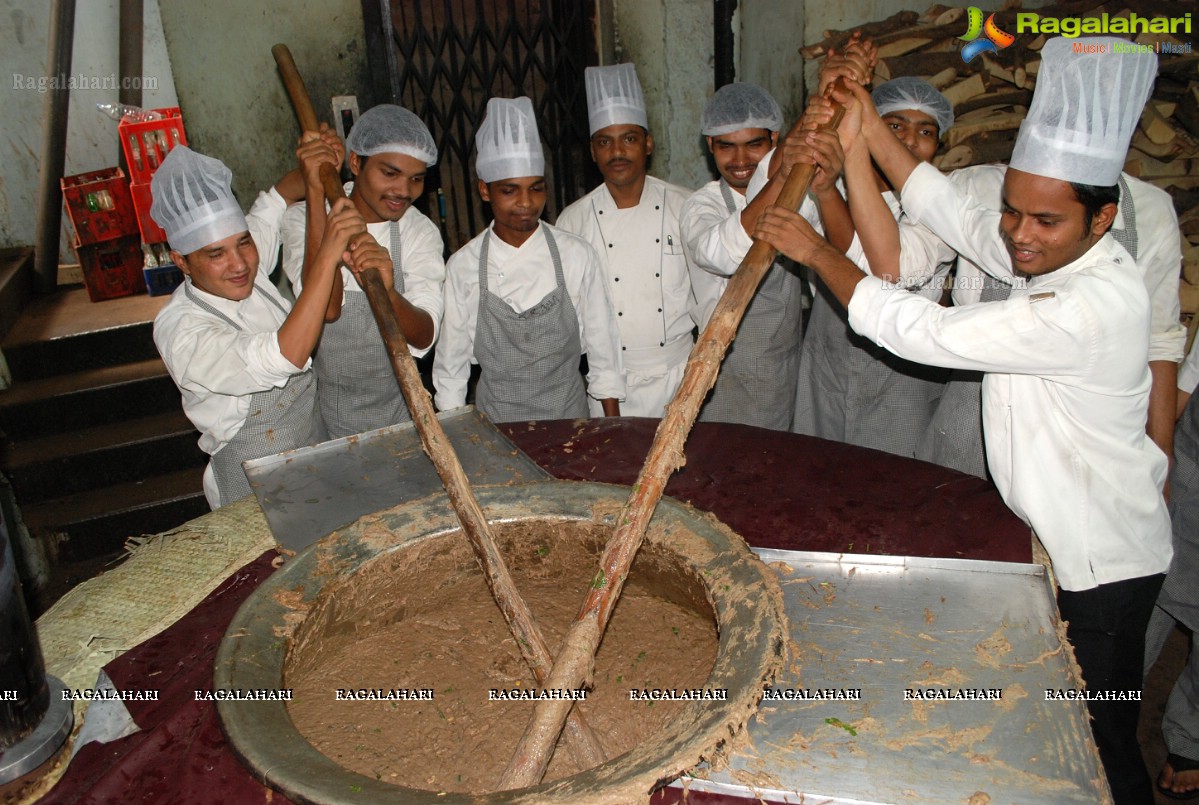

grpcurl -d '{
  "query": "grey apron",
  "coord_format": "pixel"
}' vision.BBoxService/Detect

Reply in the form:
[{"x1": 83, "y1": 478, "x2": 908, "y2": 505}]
[
  {"x1": 698, "y1": 180, "x2": 805, "y2": 430},
  {"x1": 184, "y1": 283, "x2": 323, "y2": 507},
  {"x1": 314, "y1": 221, "x2": 410, "y2": 439},
  {"x1": 473, "y1": 224, "x2": 589, "y2": 423},
  {"x1": 915, "y1": 176, "x2": 1140, "y2": 477},
  {"x1": 792, "y1": 274, "x2": 950, "y2": 458}
]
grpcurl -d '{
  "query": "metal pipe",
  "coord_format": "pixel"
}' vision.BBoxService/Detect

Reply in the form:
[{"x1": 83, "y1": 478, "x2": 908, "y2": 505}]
[
  {"x1": 714, "y1": 0, "x2": 737, "y2": 89},
  {"x1": 33, "y1": 0, "x2": 78, "y2": 294}
]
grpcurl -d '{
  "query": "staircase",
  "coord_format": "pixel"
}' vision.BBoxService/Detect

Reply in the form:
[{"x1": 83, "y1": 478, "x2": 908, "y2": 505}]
[{"x1": 0, "y1": 253, "x2": 209, "y2": 613}]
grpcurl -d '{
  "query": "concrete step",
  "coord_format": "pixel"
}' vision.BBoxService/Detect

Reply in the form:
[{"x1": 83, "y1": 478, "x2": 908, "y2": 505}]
[
  {"x1": 0, "y1": 358, "x2": 180, "y2": 441},
  {"x1": 0, "y1": 284, "x2": 167, "y2": 382},
  {"x1": 22, "y1": 467, "x2": 209, "y2": 562},
  {"x1": 0, "y1": 410, "x2": 206, "y2": 504}
]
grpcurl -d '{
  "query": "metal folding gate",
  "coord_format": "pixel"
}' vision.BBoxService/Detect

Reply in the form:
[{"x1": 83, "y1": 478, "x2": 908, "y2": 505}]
[{"x1": 363, "y1": 0, "x2": 598, "y2": 253}]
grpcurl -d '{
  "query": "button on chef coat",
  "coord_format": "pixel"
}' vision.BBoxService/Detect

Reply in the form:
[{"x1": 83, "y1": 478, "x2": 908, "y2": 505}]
[{"x1": 849, "y1": 161, "x2": 1172, "y2": 592}]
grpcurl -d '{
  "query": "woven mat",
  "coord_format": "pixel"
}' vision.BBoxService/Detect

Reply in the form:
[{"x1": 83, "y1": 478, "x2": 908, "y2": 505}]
[{"x1": 35, "y1": 496, "x2": 275, "y2": 697}]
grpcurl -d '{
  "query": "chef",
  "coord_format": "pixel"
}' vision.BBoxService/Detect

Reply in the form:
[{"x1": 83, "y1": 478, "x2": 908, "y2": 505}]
[
  {"x1": 915, "y1": 165, "x2": 1185, "y2": 478},
  {"x1": 791, "y1": 76, "x2": 956, "y2": 457},
  {"x1": 556, "y1": 63, "x2": 695, "y2": 418},
  {"x1": 432, "y1": 96, "x2": 625, "y2": 422},
  {"x1": 755, "y1": 38, "x2": 1170, "y2": 804},
  {"x1": 679, "y1": 83, "x2": 812, "y2": 430},
  {"x1": 152, "y1": 138, "x2": 381, "y2": 507},
  {"x1": 281, "y1": 104, "x2": 445, "y2": 439}
]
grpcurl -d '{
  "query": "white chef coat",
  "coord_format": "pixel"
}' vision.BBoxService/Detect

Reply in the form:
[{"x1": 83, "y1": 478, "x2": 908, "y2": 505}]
[
  {"x1": 681, "y1": 172, "x2": 821, "y2": 329},
  {"x1": 944, "y1": 165, "x2": 1185, "y2": 365},
  {"x1": 556, "y1": 176, "x2": 695, "y2": 417},
  {"x1": 153, "y1": 188, "x2": 310, "y2": 507},
  {"x1": 432, "y1": 222, "x2": 625, "y2": 412},
  {"x1": 279, "y1": 181, "x2": 445, "y2": 357},
  {"x1": 850, "y1": 161, "x2": 1172, "y2": 592}
]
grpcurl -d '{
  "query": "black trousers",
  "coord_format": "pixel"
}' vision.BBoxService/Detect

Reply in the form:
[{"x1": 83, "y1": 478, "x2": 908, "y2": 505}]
[{"x1": 1058, "y1": 573, "x2": 1165, "y2": 805}]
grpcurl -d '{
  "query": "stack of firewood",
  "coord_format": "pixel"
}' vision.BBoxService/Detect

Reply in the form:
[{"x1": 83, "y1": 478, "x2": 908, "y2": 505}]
[{"x1": 804, "y1": 0, "x2": 1199, "y2": 340}]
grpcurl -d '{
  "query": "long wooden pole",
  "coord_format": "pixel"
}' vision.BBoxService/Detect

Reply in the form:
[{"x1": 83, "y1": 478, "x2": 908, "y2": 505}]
[
  {"x1": 271, "y1": 44, "x2": 607, "y2": 770},
  {"x1": 499, "y1": 93, "x2": 847, "y2": 790}
]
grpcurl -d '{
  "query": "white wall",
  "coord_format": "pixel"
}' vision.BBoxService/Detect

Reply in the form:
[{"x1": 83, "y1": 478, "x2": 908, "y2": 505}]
[{"x1": 0, "y1": 0, "x2": 177, "y2": 261}]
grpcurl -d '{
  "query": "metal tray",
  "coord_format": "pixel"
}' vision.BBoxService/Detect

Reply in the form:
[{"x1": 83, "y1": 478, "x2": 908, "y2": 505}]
[
  {"x1": 677, "y1": 549, "x2": 1107, "y2": 805},
  {"x1": 242, "y1": 407, "x2": 549, "y2": 552}
]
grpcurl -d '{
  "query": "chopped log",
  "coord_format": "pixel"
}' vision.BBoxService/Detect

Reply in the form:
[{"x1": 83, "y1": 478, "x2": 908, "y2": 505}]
[
  {"x1": 928, "y1": 66, "x2": 958, "y2": 90},
  {"x1": 1131, "y1": 130, "x2": 1187, "y2": 160},
  {"x1": 800, "y1": 11, "x2": 920, "y2": 59},
  {"x1": 955, "y1": 103, "x2": 1027, "y2": 124},
  {"x1": 955, "y1": 89, "x2": 1033, "y2": 116},
  {"x1": 932, "y1": 7, "x2": 964, "y2": 25},
  {"x1": 1124, "y1": 149, "x2": 1189, "y2": 179},
  {"x1": 1176, "y1": 84, "x2": 1199, "y2": 139},
  {"x1": 1158, "y1": 54, "x2": 1199, "y2": 78},
  {"x1": 942, "y1": 74, "x2": 987, "y2": 108},
  {"x1": 1141, "y1": 103, "x2": 1180, "y2": 146},
  {"x1": 937, "y1": 129, "x2": 1019, "y2": 169},
  {"x1": 879, "y1": 51, "x2": 966, "y2": 82},
  {"x1": 1184, "y1": 259, "x2": 1199, "y2": 287},
  {"x1": 877, "y1": 37, "x2": 933, "y2": 58},
  {"x1": 1181, "y1": 281, "x2": 1199, "y2": 315},
  {"x1": 981, "y1": 56, "x2": 1018, "y2": 88},
  {"x1": 946, "y1": 111, "x2": 1026, "y2": 148}
]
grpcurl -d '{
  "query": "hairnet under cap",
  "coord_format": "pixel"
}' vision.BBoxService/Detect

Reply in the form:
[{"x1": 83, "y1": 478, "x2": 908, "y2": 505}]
[
  {"x1": 1010, "y1": 36, "x2": 1156, "y2": 186},
  {"x1": 585, "y1": 64, "x2": 648, "y2": 135},
  {"x1": 346, "y1": 104, "x2": 438, "y2": 165},
  {"x1": 475, "y1": 96, "x2": 545, "y2": 183},
  {"x1": 700, "y1": 82, "x2": 782, "y2": 136},
  {"x1": 872, "y1": 77, "x2": 954, "y2": 138},
  {"x1": 150, "y1": 146, "x2": 248, "y2": 256}
]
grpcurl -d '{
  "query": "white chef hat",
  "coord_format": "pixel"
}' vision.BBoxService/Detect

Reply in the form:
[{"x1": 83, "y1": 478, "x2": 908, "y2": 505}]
[
  {"x1": 346, "y1": 104, "x2": 438, "y2": 165},
  {"x1": 872, "y1": 77, "x2": 954, "y2": 138},
  {"x1": 150, "y1": 146, "x2": 247, "y2": 256},
  {"x1": 585, "y1": 64, "x2": 648, "y2": 135},
  {"x1": 700, "y1": 82, "x2": 782, "y2": 136},
  {"x1": 475, "y1": 97, "x2": 545, "y2": 183},
  {"x1": 1010, "y1": 36, "x2": 1157, "y2": 187}
]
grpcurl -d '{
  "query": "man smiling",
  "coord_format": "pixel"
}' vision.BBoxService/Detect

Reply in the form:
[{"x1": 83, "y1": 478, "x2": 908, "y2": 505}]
[
  {"x1": 756, "y1": 38, "x2": 1169, "y2": 804},
  {"x1": 679, "y1": 83, "x2": 811, "y2": 430},
  {"x1": 556, "y1": 64, "x2": 695, "y2": 418},
  {"x1": 281, "y1": 105, "x2": 445, "y2": 439}
]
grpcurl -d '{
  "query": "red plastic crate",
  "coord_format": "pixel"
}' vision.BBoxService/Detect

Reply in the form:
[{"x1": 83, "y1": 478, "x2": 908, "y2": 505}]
[
  {"x1": 118, "y1": 107, "x2": 188, "y2": 185},
  {"x1": 74, "y1": 234, "x2": 147, "y2": 301},
  {"x1": 130, "y1": 182, "x2": 168, "y2": 245},
  {"x1": 60, "y1": 168, "x2": 139, "y2": 246}
]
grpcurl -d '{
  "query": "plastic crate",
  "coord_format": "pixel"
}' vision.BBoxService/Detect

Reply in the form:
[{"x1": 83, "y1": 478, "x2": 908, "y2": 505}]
[
  {"x1": 74, "y1": 234, "x2": 147, "y2": 301},
  {"x1": 130, "y1": 182, "x2": 168, "y2": 244},
  {"x1": 144, "y1": 261, "x2": 184, "y2": 297},
  {"x1": 60, "y1": 168, "x2": 139, "y2": 246},
  {"x1": 118, "y1": 107, "x2": 188, "y2": 185}
]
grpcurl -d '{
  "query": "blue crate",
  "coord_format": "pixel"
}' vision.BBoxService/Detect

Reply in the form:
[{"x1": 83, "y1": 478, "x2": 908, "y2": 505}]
[{"x1": 144, "y1": 262, "x2": 183, "y2": 296}]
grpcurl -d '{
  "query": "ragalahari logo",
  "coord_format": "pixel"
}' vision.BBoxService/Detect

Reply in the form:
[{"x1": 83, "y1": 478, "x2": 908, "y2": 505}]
[{"x1": 959, "y1": 7, "x2": 1016, "y2": 62}]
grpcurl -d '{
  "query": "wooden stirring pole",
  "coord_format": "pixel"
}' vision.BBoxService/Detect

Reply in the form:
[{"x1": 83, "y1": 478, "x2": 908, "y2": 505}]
[
  {"x1": 499, "y1": 89, "x2": 848, "y2": 789},
  {"x1": 270, "y1": 44, "x2": 607, "y2": 770}
]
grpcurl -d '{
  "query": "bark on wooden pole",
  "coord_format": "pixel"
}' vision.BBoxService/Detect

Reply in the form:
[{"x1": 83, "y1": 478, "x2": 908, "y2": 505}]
[{"x1": 271, "y1": 44, "x2": 608, "y2": 771}]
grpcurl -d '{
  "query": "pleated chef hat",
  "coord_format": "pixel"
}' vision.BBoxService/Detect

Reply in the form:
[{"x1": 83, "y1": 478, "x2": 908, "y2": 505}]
[
  {"x1": 475, "y1": 97, "x2": 545, "y2": 183},
  {"x1": 585, "y1": 64, "x2": 648, "y2": 135},
  {"x1": 347, "y1": 104, "x2": 438, "y2": 165},
  {"x1": 150, "y1": 147, "x2": 247, "y2": 256},
  {"x1": 1010, "y1": 37, "x2": 1157, "y2": 187}
]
